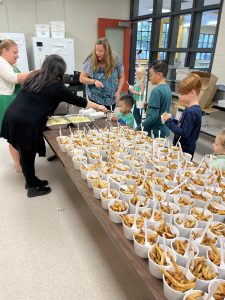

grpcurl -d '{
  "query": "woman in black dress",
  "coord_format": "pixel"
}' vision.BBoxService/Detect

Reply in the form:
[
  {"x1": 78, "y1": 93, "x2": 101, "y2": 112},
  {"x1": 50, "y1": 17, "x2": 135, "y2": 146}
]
[{"x1": 1, "y1": 54, "x2": 107, "y2": 198}]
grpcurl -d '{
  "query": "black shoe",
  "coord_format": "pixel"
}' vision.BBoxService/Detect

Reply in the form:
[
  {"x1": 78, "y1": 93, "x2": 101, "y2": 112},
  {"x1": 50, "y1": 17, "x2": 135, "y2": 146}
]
[
  {"x1": 27, "y1": 186, "x2": 51, "y2": 198},
  {"x1": 25, "y1": 179, "x2": 49, "y2": 190}
]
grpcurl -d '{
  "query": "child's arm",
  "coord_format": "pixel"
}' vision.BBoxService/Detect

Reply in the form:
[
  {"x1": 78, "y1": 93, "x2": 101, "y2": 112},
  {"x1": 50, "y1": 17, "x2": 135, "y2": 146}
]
[
  {"x1": 129, "y1": 81, "x2": 145, "y2": 96},
  {"x1": 165, "y1": 111, "x2": 195, "y2": 138}
]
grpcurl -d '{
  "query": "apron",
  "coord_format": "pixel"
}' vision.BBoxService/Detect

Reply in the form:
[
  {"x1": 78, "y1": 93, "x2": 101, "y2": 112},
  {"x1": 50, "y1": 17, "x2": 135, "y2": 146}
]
[{"x1": 0, "y1": 66, "x2": 21, "y2": 129}]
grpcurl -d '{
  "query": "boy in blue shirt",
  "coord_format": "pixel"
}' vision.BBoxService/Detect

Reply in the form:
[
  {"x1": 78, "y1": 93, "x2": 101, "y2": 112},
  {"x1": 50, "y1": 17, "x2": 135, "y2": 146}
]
[
  {"x1": 162, "y1": 73, "x2": 202, "y2": 158},
  {"x1": 112, "y1": 95, "x2": 134, "y2": 128},
  {"x1": 136, "y1": 60, "x2": 172, "y2": 137}
]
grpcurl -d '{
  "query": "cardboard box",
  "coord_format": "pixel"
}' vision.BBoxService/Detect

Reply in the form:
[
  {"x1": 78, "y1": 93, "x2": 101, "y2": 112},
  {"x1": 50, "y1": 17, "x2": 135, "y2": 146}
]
[{"x1": 176, "y1": 71, "x2": 218, "y2": 112}]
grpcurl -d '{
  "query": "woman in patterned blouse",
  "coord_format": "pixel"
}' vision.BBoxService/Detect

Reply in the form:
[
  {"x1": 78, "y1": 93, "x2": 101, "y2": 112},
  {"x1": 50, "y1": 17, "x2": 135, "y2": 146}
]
[{"x1": 80, "y1": 37, "x2": 125, "y2": 111}]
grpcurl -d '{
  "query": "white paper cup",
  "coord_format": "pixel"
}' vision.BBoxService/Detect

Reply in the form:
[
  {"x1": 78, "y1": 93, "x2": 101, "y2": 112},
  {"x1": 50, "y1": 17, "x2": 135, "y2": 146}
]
[
  {"x1": 125, "y1": 172, "x2": 142, "y2": 186},
  {"x1": 206, "y1": 248, "x2": 225, "y2": 279},
  {"x1": 108, "y1": 174, "x2": 126, "y2": 191},
  {"x1": 86, "y1": 171, "x2": 101, "y2": 189},
  {"x1": 174, "y1": 195, "x2": 194, "y2": 213},
  {"x1": 70, "y1": 148, "x2": 85, "y2": 157},
  {"x1": 183, "y1": 290, "x2": 214, "y2": 300},
  {"x1": 148, "y1": 244, "x2": 177, "y2": 279},
  {"x1": 121, "y1": 214, "x2": 142, "y2": 240},
  {"x1": 133, "y1": 229, "x2": 158, "y2": 258},
  {"x1": 92, "y1": 180, "x2": 108, "y2": 199},
  {"x1": 72, "y1": 155, "x2": 87, "y2": 170},
  {"x1": 171, "y1": 237, "x2": 199, "y2": 267},
  {"x1": 174, "y1": 214, "x2": 198, "y2": 238},
  {"x1": 119, "y1": 185, "x2": 135, "y2": 202},
  {"x1": 100, "y1": 189, "x2": 120, "y2": 210},
  {"x1": 190, "y1": 207, "x2": 213, "y2": 228},
  {"x1": 190, "y1": 228, "x2": 217, "y2": 256},
  {"x1": 190, "y1": 257, "x2": 218, "y2": 292},
  {"x1": 65, "y1": 143, "x2": 75, "y2": 156},
  {"x1": 160, "y1": 202, "x2": 180, "y2": 223},
  {"x1": 208, "y1": 279, "x2": 225, "y2": 298},
  {"x1": 108, "y1": 199, "x2": 129, "y2": 223},
  {"x1": 208, "y1": 202, "x2": 225, "y2": 223},
  {"x1": 208, "y1": 221, "x2": 225, "y2": 239},
  {"x1": 80, "y1": 163, "x2": 96, "y2": 180},
  {"x1": 163, "y1": 265, "x2": 195, "y2": 300},
  {"x1": 129, "y1": 196, "x2": 149, "y2": 214},
  {"x1": 154, "y1": 222, "x2": 179, "y2": 247},
  {"x1": 56, "y1": 136, "x2": 70, "y2": 152}
]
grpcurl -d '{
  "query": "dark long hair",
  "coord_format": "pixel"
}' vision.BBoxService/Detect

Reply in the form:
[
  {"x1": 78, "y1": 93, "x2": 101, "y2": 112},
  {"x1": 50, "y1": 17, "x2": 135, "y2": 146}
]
[{"x1": 23, "y1": 54, "x2": 66, "y2": 92}]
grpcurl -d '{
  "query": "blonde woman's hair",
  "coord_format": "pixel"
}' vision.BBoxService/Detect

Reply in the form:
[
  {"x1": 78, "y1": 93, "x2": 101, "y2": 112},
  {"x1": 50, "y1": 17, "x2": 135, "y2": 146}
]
[
  {"x1": 91, "y1": 37, "x2": 115, "y2": 78},
  {"x1": 217, "y1": 128, "x2": 225, "y2": 149},
  {"x1": 178, "y1": 73, "x2": 202, "y2": 95},
  {"x1": 136, "y1": 65, "x2": 146, "y2": 81},
  {"x1": 0, "y1": 39, "x2": 17, "y2": 55}
]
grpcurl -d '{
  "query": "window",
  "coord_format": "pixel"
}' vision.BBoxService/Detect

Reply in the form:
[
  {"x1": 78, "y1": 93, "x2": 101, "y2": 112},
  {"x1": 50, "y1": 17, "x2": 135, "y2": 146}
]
[
  {"x1": 181, "y1": 0, "x2": 193, "y2": 10},
  {"x1": 198, "y1": 33, "x2": 214, "y2": 48},
  {"x1": 174, "y1": 52, "x2": 186, "y2": 67},
  {"x1": 158, "y1": 18, "x2": 170, "y2": 48},
  {"x1": 136, "y1": 20, "x2": 152, "y2": 65},
  {"x1": 195, "y1": 52, "x2": 212, "y2": 69},
  {"x1": 204, "y1": 0, "x2": 221, "y2": 5},
  {"x1": 177, "y1": 14, "x2": 191, "y2": 48},
  {"x1": 157, "y1": 52, "x2": 166, "y2": 60},
  {"x1": 136, "y1": 0, "x2": 153, "y2": 17},
  {"x1": 162, "y1": 0, "x2": 171, "y2": 13}
]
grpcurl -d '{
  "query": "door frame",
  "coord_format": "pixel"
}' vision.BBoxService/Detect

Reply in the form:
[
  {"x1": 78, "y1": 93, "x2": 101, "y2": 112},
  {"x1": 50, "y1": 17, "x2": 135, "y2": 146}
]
[{"x1": 98, "y1": 18, "x2": 131, "y2": 91}]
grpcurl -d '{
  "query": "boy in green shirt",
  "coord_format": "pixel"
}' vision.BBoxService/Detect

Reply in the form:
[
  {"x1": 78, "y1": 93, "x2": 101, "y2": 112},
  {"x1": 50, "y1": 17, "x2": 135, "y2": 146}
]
[
  {"x1": 212, "y1": 128, "x2": 225, "y2": 170},
  {"x1": 112, "y1": 95, "x2": 134, "y2": 128},
  {"x1": 136, "y1": 60, "x2": 172, "y2": 137}
]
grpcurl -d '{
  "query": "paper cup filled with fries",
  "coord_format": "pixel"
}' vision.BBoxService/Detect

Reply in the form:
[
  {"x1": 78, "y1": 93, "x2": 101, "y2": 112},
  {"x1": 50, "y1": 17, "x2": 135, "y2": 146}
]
[
  {"x1": 148, "y1": 243, "x2": 177, "y2": 279},
  {"x1": 121, "y1": 214, "x2": 143, "y2": 240},
  {"x1": 190, "y1": 207, "x2": 213, "y2": 228},
  {"x1": 208, "y1": 279, "x2": 225, "y2": 300},
  {"x1": 100, "y1": 189, "x2": 120, "y2": 210},
  {"x1": 171, "y1": 237, "x2": 199, "y2": 267},
  {"x1": 174, "y1": 214, "x2": 197, "y2": 238},
  {"x1": 183, "y1": 290, "x2": 215, "y2": 300},
  {"x1": 108, "y1": 199, "x2": 129, "y2": 223},
  {"x1": 191, "y1": 228, "x2": 217, "y2": 256},
  {"x1": 133, "y1": 229, "x2": 158, "y2": 258},
  {"x1": 206, "y1": 244, "x2": 225, "y2": 279},
  {"x1": 154, "y1": 220, "x2": 179, "y2": 247},
  {"x1": 209, "y1": 221, "x2": 225, "y2": 238},
  {"x1": 189, "y1": 256, "x2": 218, "y2": 291},
  {"x1": 162, "y1": 261, "x2": 196, "y2": 300}
]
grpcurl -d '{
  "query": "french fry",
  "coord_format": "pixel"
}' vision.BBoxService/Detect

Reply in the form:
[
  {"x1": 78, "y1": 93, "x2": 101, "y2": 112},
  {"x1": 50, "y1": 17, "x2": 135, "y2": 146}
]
[
  {"x1": 191, "y1": 207, "x2": 212, "y2": 221},
  {"x1": 208, "y1": 242, "x2": 224, "y2": 267}
]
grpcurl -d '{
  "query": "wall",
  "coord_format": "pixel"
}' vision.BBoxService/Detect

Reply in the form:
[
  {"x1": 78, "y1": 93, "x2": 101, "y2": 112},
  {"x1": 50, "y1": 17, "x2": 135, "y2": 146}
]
[
  {"x1": 212, "y1": 2, "x2": 225, "y2": 84},
  {"x1": 0, "y1": 0, "x2": 130, "y2": 70}
]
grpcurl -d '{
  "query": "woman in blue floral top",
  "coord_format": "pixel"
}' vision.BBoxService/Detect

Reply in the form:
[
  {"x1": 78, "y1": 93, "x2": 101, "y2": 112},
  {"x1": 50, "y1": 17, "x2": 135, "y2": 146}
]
[{"x1": 80, "y1": 37, "x2": 125, "y2": 110}]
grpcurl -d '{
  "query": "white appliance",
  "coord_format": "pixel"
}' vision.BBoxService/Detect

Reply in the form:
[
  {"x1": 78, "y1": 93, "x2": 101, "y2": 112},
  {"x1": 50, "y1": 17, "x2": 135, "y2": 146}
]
[
  {"x1": 0, "y1": 32, "x2": 29, "y2": 72},
  {"x1": 30, "y1": 37, "x2": 75, "y2": 74}
]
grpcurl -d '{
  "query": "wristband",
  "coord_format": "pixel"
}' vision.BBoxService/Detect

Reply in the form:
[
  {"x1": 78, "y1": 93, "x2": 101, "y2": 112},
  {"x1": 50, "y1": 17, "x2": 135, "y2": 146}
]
[{"x1": 93, "y1": 79, "x2": 96, "y2": 85}]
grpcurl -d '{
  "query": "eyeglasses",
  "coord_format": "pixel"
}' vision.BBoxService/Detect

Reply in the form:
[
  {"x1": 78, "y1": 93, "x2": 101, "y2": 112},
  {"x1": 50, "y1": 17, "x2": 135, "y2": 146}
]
[{"x1": 149, "y1": 72, "x2": 159, "y2": 77}]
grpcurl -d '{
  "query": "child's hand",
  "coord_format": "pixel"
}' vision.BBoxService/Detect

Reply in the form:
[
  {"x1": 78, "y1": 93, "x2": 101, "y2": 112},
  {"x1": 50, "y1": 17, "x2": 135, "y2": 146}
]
[
  {"x1": 128, "y1": 85, "x2": 134, "y2": 93},
  {"x1": 115, "y1": 91, "x2": 120, "y2": 101},
  {"x1": 111, "y1": 114, "x2": 118, "y2": 122},
  {"x1": 161, "y1": 112, "x2": 172, "y2": 123}
]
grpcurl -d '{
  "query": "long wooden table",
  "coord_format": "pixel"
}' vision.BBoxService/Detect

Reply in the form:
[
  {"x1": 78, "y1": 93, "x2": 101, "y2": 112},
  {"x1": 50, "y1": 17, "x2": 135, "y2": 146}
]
[{"x1": 43, "y1": 120, "x2": 166, "y2": 300}]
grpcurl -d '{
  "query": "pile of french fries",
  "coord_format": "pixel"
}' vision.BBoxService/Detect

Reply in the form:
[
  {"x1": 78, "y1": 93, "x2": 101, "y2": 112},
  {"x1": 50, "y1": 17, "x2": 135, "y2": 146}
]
[
  {"x1": 121, "y1": 214, "x2": 144, "y2": 229},
  {"x1": 134, "y1": 231, "x2": 158, "y2": 245},
  {"x1": 162, "y1": 260, "x2": 196, "y2": 292},
  {"x1": 213, "y1": 282, "x2": 225, "y2": 300},
  {"x1": 109, "y1": 201, "x2": 127, "y2": 212},
  {"x1": 209, "y1": 223, "x2": 225, "y2": 237},
  {"x1": 185, "y1": 291, "x2": 205, "y2": 300},
  {"x1": 189, "y1": 256, "x2": 217, "y2": 280},
  {"x1": 191, "y1": 207, "x2": 212, "y2": 221},
  {"x1": 149, "y1": 244, "x2": 172, "y2": 266},
  {"x1": 154, "y1": 220, "x2": 176, "y2": 239},
  {"x1": 176, "y1": 217, "x2": 196, "y2": 228}
]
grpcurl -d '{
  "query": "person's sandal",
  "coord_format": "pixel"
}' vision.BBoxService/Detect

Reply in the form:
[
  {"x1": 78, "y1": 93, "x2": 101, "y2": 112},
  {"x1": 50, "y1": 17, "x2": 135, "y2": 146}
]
[{"x1": 27, "y1": 186, "x2": 51, "y2": 198}]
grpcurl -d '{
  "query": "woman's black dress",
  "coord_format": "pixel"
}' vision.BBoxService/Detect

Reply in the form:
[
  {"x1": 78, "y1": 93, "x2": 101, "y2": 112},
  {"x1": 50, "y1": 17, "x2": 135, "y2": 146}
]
[{"x1": 1, "y1": 82, "x2": 87, "y2": 156}]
